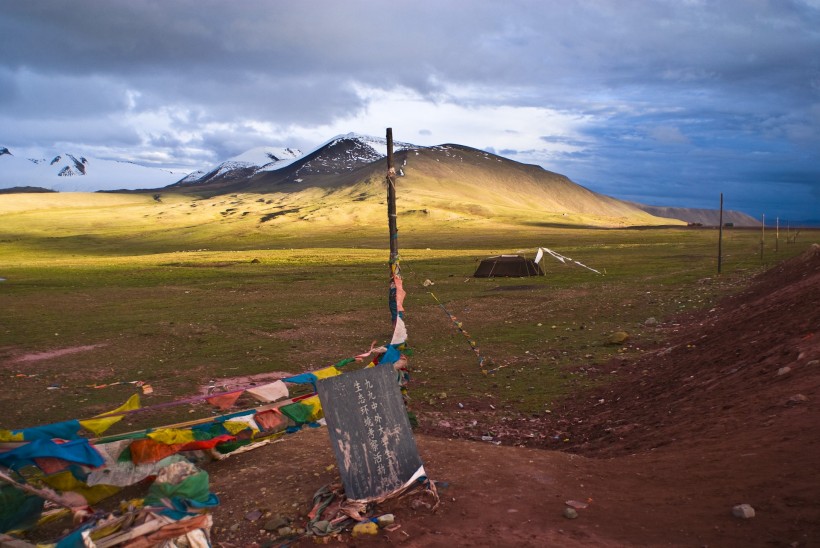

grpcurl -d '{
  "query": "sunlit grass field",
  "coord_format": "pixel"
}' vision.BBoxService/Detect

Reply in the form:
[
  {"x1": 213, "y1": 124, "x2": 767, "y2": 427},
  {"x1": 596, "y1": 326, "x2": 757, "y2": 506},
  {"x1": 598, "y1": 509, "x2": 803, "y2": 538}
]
[{"x1": 0, "y1": 191, "x2": 812, "y2": 432}]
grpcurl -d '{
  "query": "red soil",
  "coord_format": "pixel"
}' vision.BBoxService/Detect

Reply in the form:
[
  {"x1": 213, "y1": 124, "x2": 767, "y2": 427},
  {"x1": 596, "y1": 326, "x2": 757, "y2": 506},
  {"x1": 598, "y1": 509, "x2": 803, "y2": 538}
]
[{"x1": 205, "y1": 245, "x2": 819, "y2": 547}]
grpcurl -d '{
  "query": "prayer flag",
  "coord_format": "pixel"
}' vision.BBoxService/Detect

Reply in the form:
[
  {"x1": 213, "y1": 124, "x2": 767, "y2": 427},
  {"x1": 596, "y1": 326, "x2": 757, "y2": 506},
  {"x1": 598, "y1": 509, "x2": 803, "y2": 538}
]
[
  {"x1": 80, "y1": 394, "x2": 140, "y2": 436},
  {"x1": 245, "y1": 381, "x2": 288, "y2": 403},
  {"x1": 206, "y1": 390, "x2": 243, "y2": 410}
]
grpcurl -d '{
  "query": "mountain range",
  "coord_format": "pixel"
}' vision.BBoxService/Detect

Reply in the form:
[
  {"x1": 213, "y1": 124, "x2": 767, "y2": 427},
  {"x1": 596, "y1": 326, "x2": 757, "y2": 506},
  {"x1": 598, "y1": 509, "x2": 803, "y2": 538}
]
[
  {"x1": 0, "y1": 135, "x2": 762, "y2": 227},
  {"x1": 0, "y1": 147, "x2": 182, "y2": 191}
]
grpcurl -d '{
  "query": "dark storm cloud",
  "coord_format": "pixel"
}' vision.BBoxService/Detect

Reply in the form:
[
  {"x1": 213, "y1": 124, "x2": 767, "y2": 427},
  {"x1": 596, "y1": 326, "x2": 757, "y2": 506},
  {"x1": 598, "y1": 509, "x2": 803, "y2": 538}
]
[{"x1": 1, "y1": 0, "x2": 818, "y2": 218}]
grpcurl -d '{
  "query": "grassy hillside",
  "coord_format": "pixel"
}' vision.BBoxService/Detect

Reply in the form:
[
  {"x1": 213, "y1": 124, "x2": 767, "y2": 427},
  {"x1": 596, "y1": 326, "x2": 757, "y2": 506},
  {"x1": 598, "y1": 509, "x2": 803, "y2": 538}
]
[
  {"x1": 1, "y1": 189, "x2": 811, "y2": 432},
  {"x1": 0, "y1": 181, "x2": 676, "y2": 262},
  {"x1": 171, "y1": 141, "x2": 684, "y2": 229}
]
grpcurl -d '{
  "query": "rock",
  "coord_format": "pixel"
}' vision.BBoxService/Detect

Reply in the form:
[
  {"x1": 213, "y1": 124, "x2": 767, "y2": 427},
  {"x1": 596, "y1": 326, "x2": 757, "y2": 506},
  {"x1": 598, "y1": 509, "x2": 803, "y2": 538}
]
[
  {"x1": 644, "y1": 317, "x2": 658, "y2": 326},
  {"x1": 608, "y1": 331, "x2": 630, "y2": 344},
  {"x1": 245, "y1": 509, "x2": 262, "y2": 521},
  {"x1": 565, "y1": 500, "x2": 588, "y2": 509},
  {"x1": 732, "y1": 504, "x2": 755, "y2": 519},
  {"x1": 263, "y1": 515, "x2": 289, "y2": 531},
  {"x1": 777, "y1": 367, "x2": 791, "y2": 376},
  {"x1": 229, "y1": 523, "x2": 240, "y2": 532},
  {"x1": 352, "y1": 521, "x2": 379, "y2": 537},
  {"x1": 807, "y1": 360, "x2": 819, "y2": 367},
  {"x1": 563, "y1": 507, "x2": 579, "y2": 519},
  {"x1": 377, "y1": 514, "x2": 395, "y2": 527},
  {"x1": 410, "y1": 498, "x2": 432, "y2": 510},
  {"x1": 786, "y1": 394, "x2": 808, "y2": 406},
  {"x1": 277, "y1": 526, "x2": 293, "y2": 537}
]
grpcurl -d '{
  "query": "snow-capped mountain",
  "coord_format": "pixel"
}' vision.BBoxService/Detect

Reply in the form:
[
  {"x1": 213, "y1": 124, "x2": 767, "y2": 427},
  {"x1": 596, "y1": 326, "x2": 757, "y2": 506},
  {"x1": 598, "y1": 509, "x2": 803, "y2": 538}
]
[
  {"x1": 175, "y1": 146, "x2": 303, "y2": 186},
  {"x1": 172, "y1": 134, "x2": 415, "y2": 191},
  {"x1": 1, "y1": 135, "x2": 413, "y2": 193},
  {"x1": 287, "y1": 133, "x2": 414, "y2": 177},
  {"x1": 0, "y1": 148, "x2": 183, "y2": 192},
  {"x1": 311, "y1": 133, "x2": 414, "y2": 160}
]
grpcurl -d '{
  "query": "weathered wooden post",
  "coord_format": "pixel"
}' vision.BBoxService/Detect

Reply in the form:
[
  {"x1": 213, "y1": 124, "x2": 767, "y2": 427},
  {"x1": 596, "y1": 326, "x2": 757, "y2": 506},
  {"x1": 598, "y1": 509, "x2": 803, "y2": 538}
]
[
  {"x1": 760, "y1": 213, "x2": 765, "y2": 261},
  {"x1": 386, "y1": 128, "x2": 401, "y2": 325},
  {"x1": 717, "y1": 193, "x2": 723, "y2": 274}
]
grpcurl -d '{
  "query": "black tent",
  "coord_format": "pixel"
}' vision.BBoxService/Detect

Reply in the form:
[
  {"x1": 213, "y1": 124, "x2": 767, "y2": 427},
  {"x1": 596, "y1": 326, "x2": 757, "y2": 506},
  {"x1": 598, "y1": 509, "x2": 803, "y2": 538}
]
[{"x1": 473, "y1": 255, "x2": 543, "y2": 278}]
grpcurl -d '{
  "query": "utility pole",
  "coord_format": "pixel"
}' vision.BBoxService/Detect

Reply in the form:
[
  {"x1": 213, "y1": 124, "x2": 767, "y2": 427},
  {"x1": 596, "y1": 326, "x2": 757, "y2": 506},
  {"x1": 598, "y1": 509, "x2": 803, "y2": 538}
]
[
  {"x1": 760, "y1": 213, "x2": 765, "y2": 261},
  {"x1": 775, "y1": 217, "x2": 779, "y2": 252},
  {"x1": 718, "y1": 193, "x2": 723, "y2": 274}
]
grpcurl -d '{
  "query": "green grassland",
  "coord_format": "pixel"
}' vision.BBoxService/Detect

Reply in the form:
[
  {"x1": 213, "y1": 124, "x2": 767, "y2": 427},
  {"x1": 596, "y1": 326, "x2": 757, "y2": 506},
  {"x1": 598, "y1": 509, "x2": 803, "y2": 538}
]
[{"x1": 0, "y1": 191, "x2": 812, "y2": 432}]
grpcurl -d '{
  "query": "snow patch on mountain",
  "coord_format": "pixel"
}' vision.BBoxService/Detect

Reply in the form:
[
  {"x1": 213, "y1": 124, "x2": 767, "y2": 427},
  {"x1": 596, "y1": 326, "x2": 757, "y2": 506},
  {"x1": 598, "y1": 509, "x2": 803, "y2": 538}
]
[
  {"x1": 231, "y1": 146, "x2": 302, "y2": 171},
  {"x1": 176, "y1": 146, "x2": 304, "y2": 185},
  {"x1": 0, "y1": 148, "x2": 184, "y2": 192},
  {"x1": 314, "y1": 132, "x2": 415, "y2": 159}
]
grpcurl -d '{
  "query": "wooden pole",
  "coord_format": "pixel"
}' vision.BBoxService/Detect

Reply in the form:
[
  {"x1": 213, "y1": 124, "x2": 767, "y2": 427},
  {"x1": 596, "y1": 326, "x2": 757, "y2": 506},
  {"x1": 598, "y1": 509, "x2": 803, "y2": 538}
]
[
  {"x1": 717, "y1": 193, "x2": 723, "y2": 274},
  {"x1": 775, "y1": 216, "x2": 779, "y2": 252},
  {"x1": 386, "y1": 128, "x2": 400, "y2": 325},
  {"x1": 760, "y1": 213, "x2": 765, "y2": 261},
  {"x1": 387, "y1": 128, "x2": 398, "y2": 266}
]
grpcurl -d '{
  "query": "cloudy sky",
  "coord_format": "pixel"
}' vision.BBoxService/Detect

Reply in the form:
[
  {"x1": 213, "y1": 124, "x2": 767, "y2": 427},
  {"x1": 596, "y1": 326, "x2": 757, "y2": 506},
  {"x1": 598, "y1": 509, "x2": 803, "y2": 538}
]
[{"x1": 2, "y1": 0, "x2": 819, "y2": 220}]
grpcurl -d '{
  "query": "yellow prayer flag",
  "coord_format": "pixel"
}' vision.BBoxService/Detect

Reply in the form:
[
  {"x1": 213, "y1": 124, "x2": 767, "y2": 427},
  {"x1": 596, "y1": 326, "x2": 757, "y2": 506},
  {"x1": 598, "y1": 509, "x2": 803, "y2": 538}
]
[
  {"x1": 80, "y1": 394, "x2": 140, "y2": 436},
  {"x1": 301, "y1": 395, "x2": 323, "y2": 422},
  {"x1": 41, "y1": 470, "x2": 121, "y2": 504},
  {"x1": 147, "y1": 428, "x2": 196, "y2": 445},
  {"x1": 313, "y1": 366, "x2": 341, "y2": 380},
  {"x1": 0, "y1": 430, "x2": 24, "y2": 442},
  {"x1": 223, "y1": 415, "x2": 260, "y2": 435}
]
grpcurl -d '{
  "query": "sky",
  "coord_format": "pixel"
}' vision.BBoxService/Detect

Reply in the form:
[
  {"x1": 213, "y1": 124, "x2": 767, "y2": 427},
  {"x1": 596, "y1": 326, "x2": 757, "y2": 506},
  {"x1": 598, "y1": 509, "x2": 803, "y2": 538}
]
[{"x1": 2, "y1": 0, "x2": 819, "y2": 220}]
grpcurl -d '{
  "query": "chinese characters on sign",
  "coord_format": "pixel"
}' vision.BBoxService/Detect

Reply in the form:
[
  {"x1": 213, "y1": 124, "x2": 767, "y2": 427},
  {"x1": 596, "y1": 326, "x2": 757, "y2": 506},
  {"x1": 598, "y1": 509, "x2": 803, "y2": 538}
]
[{"x1": 318, "y1": 365, "x2": 423, "y2": 501}]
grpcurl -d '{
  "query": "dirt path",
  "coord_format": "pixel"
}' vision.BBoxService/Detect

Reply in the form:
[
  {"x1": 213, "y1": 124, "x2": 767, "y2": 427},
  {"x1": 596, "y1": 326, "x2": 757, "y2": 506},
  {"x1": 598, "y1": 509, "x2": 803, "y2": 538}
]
[{"x1": 7, "y1": 344, "x2": 107, "y2": 364}]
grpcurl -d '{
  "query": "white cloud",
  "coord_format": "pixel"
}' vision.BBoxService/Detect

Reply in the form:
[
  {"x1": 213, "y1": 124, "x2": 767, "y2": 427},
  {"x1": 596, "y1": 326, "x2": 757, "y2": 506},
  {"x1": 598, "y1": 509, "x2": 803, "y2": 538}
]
[
  {"x1": 277, "y1": 84, "x2": 593, "y2": 156},
  {"x1": 648, "y1": 125, "x2": 691, "y2": 145}
]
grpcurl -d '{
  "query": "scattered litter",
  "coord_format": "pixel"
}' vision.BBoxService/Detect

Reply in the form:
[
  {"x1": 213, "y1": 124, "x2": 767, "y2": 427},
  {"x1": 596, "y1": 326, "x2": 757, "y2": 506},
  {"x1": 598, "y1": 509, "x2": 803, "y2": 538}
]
[
  {"x1": 377, "y1": 513, "x2": 395, "y2": 527},
  {"x1": 422, "y1": 279, "x2": 434, "y2": 287},
  {"x1": 352, "y1": 521, "x2": 379, "y2": 537}
]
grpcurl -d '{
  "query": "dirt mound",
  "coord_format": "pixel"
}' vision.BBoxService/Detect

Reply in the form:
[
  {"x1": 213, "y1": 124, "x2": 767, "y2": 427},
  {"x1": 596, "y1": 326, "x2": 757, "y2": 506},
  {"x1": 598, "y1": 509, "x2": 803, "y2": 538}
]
[{"x1": 554, "y1": 243, "x2": 819, "y2": 457}]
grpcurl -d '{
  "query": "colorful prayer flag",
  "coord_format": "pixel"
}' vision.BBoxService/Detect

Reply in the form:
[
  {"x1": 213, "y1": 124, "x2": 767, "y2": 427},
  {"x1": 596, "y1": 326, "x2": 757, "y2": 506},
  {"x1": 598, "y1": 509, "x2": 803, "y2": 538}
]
[{"x1": 80, "y1": 394, "x2": 140, "y2": 436}]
